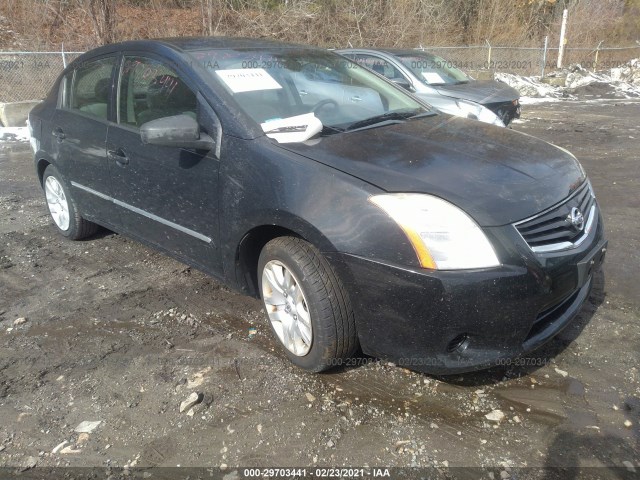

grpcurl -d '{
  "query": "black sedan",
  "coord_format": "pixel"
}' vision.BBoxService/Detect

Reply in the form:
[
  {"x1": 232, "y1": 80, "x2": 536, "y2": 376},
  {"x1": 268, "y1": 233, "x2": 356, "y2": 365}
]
[
  {"x1": 337, "y1": 48, "x2": 521, "y2": 126},
  {"x1": 29, "y1": 37, "x2": 606, "y2": 374}
]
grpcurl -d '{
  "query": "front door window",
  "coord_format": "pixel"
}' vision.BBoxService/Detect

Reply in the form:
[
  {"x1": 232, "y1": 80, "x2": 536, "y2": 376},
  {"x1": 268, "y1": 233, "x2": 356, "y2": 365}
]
[{"x1": 118, "y1": 56, "x2": 197, "y2": 128}]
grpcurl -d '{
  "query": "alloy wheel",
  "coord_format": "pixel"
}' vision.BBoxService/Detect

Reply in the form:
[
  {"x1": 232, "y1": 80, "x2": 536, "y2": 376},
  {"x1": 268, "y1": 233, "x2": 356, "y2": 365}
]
[
  {"x1": 45, "y1": 176, "x2": 70, "y2": 231},
  {"x1": 261, "y1": 260, "x2": 313, "y2": 356}
]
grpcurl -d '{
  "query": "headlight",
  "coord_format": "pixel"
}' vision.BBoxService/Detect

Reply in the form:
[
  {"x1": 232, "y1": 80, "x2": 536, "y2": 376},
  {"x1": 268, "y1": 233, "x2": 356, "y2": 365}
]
[
  {"x1": 455, "y1": 99, "x2": 505, "y2": 127},
  {"x1": 370, "y1": 193, "x2": 500, "y2": 270}
]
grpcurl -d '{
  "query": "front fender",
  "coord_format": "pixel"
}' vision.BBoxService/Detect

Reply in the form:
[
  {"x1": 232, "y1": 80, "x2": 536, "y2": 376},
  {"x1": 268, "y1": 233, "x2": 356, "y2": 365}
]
[{"x1": 219, "y1": 135, "x2": 421, "y2": 287}]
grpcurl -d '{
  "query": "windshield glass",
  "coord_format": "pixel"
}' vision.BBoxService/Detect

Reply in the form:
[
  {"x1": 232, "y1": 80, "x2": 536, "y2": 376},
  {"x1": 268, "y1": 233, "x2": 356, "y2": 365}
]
[
  {"x1": 185, "y1": 48, "x2": 430, "y2": 136},
  {"x1": 396, "y1": 52, "x2": 470, "y2": 86}
]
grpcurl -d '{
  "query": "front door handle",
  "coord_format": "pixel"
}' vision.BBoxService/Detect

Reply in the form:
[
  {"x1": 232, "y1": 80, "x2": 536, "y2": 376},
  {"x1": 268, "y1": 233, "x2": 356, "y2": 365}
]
[
  {"x1": 108, "y1": 148, "x2": 129, "y2": 166},
  {"x1": 52, "y1": 127, "x2": 66, "y2": 141}
]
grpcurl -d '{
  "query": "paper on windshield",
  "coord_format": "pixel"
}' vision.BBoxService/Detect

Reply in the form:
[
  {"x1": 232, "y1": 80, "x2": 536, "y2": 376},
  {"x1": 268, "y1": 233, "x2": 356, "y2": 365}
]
[
  {"x1": 216, "y1": 68, "x2": 282, "y2": 93},
  {"x1": 261, "y1": 113, "x2": 323, "y2": 143},
  {"x1": 421, "y1": 72, "x2": 446, "y2": 84}
]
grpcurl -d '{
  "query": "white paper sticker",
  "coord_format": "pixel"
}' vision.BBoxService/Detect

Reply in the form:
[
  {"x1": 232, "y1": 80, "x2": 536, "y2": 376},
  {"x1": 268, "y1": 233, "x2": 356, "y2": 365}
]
[
  {"x1": 421, "y1": 72, "x2": 446, "y2": 84},
  {"x1": 216, "y1": 68, "x2": 282, "y2": 93},
  {"x1": 260, "y1": 113, "x2": 323, "y2": 143}
]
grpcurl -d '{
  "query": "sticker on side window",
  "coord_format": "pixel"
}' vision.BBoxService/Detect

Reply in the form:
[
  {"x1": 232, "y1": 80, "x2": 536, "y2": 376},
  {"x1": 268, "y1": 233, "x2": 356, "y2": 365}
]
[
  {"x1": 421, "y1": 72, "x2": 446, "y2": 84},
  {"x1": 216, "y1": 68, "x2": 282, "y2": 93}
]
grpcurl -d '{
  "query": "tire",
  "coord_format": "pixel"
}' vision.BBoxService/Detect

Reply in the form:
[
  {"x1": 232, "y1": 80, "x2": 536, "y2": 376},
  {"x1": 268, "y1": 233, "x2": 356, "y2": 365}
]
[
  {"x1": 42, "y1": 165, "x2": 98, "y2": 240},
  {"x1": 258, "y1": 236, "x2": 358, "y2": 372}
]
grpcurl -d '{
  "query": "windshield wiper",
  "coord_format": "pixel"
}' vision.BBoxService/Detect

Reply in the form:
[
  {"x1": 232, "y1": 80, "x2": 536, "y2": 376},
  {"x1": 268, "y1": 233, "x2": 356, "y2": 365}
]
[
  {"x1": 344, "y1": 110, "x2": 432, "y2": 131},
  {"x1": 320, "y1": 124, "x2": 344, "y2": 135},
  {"x1": 345, "y1": 110, "x2": 436, "y2": 131}
]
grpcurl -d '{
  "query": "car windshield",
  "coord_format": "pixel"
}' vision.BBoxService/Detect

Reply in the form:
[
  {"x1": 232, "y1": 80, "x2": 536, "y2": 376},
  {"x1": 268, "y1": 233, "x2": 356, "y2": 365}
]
[
  {"x1": 395, "y1": 52, "x2": 470, "y2": 86},
  {"x1": 184, "y1": 48, "x2": 432, "y2": 137}
]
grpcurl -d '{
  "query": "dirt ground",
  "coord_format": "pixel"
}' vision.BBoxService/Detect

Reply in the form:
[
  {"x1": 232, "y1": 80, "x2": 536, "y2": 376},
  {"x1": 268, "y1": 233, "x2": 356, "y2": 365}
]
[{"x1": 1, "y1": 100, "x2": 639, "y2": 478}]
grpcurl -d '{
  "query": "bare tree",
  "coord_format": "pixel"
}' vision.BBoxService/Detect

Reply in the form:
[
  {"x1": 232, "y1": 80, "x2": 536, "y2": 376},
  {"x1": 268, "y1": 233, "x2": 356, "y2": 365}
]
[
  {"x1": 0, "y1": 0, "x2": 635, "y2": 51},
  {"x1": 86, "y1": 0, "x2": 117, "y2": 44}
]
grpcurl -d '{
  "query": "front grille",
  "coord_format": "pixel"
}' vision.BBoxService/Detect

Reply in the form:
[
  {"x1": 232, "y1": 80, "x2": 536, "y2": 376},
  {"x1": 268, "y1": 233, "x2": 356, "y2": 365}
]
[{"x1": 515, "y1": 182, "x2": 596, "y2": 252}]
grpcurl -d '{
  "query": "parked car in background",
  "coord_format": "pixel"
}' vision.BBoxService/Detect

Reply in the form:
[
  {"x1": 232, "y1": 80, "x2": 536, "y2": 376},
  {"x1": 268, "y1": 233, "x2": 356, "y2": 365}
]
[
  {"x1": 337, "y1": 48, "x2": 521, "y2": 126},
  {"x1": 30, "y1": 37, "x2": 605, "y2": 374}
]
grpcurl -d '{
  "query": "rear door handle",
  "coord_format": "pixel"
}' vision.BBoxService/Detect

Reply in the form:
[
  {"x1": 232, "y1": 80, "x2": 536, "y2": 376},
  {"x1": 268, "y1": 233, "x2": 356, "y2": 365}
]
[
  {"x1": 108, "y1": 148, "x2": 129, "y2": 166},
  {"x1": 52, "y1": 128, "x2": 66, "y2": 141}
]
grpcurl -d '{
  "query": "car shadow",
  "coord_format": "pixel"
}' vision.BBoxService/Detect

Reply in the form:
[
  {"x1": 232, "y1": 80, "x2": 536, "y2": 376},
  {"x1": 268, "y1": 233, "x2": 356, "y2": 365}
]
[
  {"x1": 541, "y1": 396, "x2": 639, "y2": 479},
  {"x1": 79, "y1": 225, "x2": 115, "y2": 241}
]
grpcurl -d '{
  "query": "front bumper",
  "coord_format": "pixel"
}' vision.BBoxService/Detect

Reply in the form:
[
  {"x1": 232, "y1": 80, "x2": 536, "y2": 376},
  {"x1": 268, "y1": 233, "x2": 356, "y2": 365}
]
[{"x1": 325, "y1": 210, "x2": 606, "y2": 375}]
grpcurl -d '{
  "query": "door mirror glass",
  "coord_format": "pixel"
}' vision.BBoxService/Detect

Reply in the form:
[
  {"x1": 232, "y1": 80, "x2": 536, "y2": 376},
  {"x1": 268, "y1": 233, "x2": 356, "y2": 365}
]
[{"x1": 140, "y1": 114, "x2": 213, "y2": 150}]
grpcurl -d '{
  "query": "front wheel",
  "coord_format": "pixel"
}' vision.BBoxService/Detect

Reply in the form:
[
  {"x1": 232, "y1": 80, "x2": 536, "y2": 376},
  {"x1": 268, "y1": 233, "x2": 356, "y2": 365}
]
[
  {"x1": 42, "y1": 165, "x2": 98, "y2": 240},
  {"x1": 258, "y1": 237, "x2": 357, "y2": 372}
]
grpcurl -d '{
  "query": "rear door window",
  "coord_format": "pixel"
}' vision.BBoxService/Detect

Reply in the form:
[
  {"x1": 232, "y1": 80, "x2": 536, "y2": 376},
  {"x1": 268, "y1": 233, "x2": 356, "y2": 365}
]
[{"x1": 69, "y1": 57, "x2": 116, "y2": 120}]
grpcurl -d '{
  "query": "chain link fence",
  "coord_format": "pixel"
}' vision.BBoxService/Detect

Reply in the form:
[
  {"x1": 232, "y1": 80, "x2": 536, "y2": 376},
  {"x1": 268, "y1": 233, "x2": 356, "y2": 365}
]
[
  {"x1": 0, "y1": 51, "x2": 83, "y2": 103},
  {"x1": 424, "y1": 44, "x2": 640, "y2": 78},
  {"x1": 1, "y1": 45, "x2": 639, "y2": 103}
]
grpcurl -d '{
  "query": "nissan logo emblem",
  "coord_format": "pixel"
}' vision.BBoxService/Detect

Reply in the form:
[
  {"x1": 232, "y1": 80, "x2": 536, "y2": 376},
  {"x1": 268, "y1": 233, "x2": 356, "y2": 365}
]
[{"x1": 569, "y1": 207, "x2": 585, "y2": 232}]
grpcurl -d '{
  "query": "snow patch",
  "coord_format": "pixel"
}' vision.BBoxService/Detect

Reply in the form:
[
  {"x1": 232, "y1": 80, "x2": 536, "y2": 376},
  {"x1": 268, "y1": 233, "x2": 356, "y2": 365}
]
[
  {"x1": 496, "y1": 59, "x2": 640, "y2": 101},
  {"x1": 0, "y1": 126, "x2": 29, "y2": 143},
  {"x1": 610, "y1": 58, "x2": 640, "y2": 85},
  {"x1": 495, "y1": 73, "x2": 563, "y2": 99}
]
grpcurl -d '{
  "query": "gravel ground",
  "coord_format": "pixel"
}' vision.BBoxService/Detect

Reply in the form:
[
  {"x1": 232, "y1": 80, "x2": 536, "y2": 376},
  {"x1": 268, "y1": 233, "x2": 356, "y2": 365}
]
[{"x1": 0, "y1": 100, "x2": 639, "y2": 479}]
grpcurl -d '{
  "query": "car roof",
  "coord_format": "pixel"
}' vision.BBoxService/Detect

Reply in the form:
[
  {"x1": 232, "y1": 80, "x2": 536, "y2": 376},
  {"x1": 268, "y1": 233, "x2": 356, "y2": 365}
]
[
  {"x1": 154, "y1": 36, "x2": 311, "y2": 51},
  {"x1": 339, "y1": 48, "x2": 436, "y2": 58},
  {"x1": 70, "y1": 37, "x2": 321, "y2": 70},
  {"x1": 67, "y1": 37, "x2": 320, "y2": 76},
  {"x1": 382, "y1": 49, "x2": 436, "y2": 57},
  {"x1": 81, "y1": 36, "x2": 313, "y2": 56}
]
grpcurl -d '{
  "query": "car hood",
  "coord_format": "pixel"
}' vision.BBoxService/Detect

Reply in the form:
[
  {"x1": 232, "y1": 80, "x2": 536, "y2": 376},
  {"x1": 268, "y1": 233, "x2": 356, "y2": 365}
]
[
  {"x1": 276, "y1": 115, "x2": 585, "y2": 226},
  {"x1": 434, "y1": 80, "x2": 520, "y2": 105}
]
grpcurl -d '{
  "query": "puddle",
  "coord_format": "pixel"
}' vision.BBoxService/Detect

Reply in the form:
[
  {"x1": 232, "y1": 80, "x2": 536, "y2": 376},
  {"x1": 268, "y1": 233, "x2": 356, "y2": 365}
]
[{"x1": 565, "y1": 377, "x2": 586, "y2": 396}]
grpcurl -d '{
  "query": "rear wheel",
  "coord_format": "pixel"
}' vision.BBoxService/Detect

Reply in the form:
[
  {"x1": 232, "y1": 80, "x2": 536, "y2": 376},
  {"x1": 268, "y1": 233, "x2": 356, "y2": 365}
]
[
  {"x1": 258, "y1": 236, "x2": 358, "y2": 372},
  {"x1": 42, "y1": 165, "x2": 98, "y2": 240}
]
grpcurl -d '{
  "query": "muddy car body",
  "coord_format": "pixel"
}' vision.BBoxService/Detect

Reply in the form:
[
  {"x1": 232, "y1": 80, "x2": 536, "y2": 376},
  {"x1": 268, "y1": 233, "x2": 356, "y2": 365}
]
[{"x1": 29, "y1": 37, "x2": 606, "y2": 374}]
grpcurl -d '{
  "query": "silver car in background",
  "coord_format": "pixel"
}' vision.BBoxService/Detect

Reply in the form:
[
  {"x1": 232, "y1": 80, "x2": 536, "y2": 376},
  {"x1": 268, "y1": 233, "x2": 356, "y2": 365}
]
[{"x1": 337, "y1": 48, "x2": 521, "y2": 127}]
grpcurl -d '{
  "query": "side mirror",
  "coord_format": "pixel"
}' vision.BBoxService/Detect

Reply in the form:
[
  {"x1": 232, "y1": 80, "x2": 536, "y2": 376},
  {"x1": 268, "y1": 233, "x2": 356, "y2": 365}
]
[
  {"x1": 140, "y1": 114, "x2": 214, "y2": 150},
  {"x1": 391, "y1": 77, "x2": 413, "y2": 91}
]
